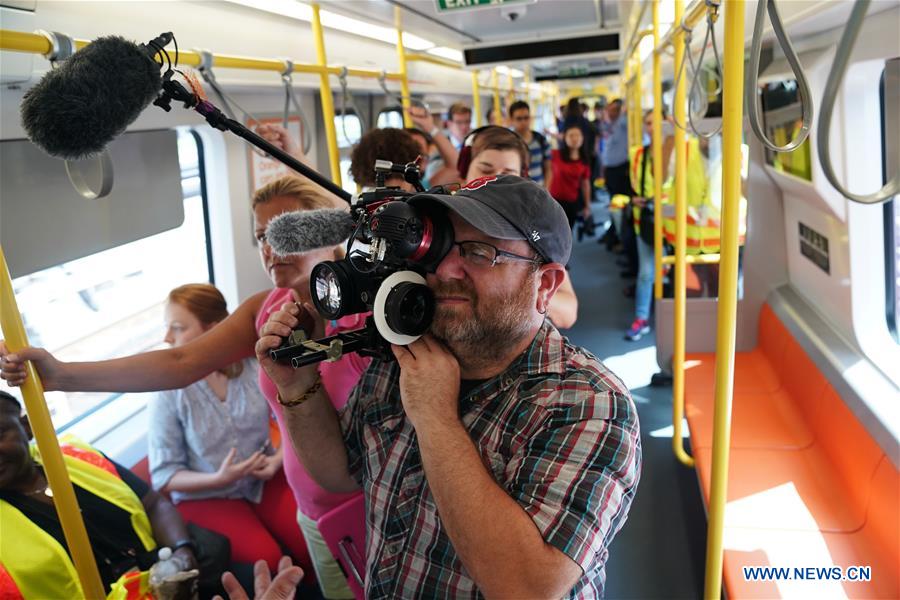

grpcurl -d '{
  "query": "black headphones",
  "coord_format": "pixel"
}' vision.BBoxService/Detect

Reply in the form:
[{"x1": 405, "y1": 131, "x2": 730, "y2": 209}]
[{"x1": 456, "y1": 125, "x2": 530, "y2": 180}]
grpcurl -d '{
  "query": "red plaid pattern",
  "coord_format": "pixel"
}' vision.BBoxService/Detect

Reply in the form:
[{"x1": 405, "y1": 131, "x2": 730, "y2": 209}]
[{"x1": 340, "y1": 321, "x2": 642, "y2": 598}]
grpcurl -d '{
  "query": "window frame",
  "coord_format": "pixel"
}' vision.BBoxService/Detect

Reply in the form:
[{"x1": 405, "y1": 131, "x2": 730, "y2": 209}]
[
  {"x1": 20, "y1": 128, "x2": 214, "y2": 434},
  {"x1": 376, "y1": 107, "x2": 404, "y2": 129},
  {"x1": 882, "y1": 67, "x2": 898, "y2": 343}
]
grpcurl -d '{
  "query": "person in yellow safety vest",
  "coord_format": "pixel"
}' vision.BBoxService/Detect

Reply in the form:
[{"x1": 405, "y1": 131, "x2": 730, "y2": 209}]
[
  {"x1": 661, "y1": 136, "x2": 748, "y2": 255},
  {"x1": 660, "y1": 135, "x2": 748, "y2": 296},
  {"x1": 0, "y1": 391, "x2": 200, "y2": 600},
  {"x1": 625, "y1": 110, "x2": 674, "y2": 341},
  {"x1": 771, "y1": 118, "x2": 811, "y2": 181}
]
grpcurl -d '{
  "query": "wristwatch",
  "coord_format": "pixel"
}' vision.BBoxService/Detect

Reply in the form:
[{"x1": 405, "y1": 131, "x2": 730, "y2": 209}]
[
  {"x1": 172, "y1": 539, "x2": 196, "y2": 554},
  {"x1": 429, "y1": 126, "x2": 440, "y2": 138}
]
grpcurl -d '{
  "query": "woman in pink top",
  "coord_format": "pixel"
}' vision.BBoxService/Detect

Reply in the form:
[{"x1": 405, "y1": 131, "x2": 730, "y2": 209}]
[{"x1": 0, "y1": 127, "x2": 368, "y2": 598}]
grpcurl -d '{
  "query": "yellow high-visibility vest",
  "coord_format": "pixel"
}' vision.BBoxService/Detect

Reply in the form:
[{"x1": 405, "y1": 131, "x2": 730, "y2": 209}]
[
  {"x1": 0, "y1": 436, "x2": 155, "y2": 600},
  {"x1": 661, "y1": 137, "x2": 747, "y2": 254},
  {"x1": 629, "y1": 145, "x2": 672, "y2": 235}
]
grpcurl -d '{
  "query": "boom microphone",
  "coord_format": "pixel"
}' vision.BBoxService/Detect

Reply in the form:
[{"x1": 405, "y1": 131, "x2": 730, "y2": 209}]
[
  {"x1": 266, "y1": 209, "x2": 357, "y2": 255},
  {"x1": 21, "y1": 34, "x2": 171, "y2": 160}
]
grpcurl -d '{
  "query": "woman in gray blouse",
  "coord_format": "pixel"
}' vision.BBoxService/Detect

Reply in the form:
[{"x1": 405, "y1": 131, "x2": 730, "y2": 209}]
[{"x1": 147, "y1": 283, "x2": 312, "y2": 573}]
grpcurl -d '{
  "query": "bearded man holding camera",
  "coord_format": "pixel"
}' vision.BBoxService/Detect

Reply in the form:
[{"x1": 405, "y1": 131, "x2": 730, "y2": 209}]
[{"x1": 256, "y1": 175, "x2": 641, "y2": 599}]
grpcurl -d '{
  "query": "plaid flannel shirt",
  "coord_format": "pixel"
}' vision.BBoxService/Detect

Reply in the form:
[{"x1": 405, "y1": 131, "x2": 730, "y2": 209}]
[{"x1": 340, "y1": 320, "x2": 642, "y2": 598}]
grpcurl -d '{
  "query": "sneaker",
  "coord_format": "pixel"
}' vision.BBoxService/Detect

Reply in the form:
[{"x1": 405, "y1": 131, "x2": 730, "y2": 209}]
[{"x1": 624, "y1": 318, "x2": 651, "y2": 341}]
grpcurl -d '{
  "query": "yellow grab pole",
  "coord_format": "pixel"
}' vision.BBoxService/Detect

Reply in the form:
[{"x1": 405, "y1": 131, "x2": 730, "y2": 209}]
[
  {"x1": 394, "y1": 6, "x2": 412, "y2": 128},
  {"x1": 662, "y1": 253, "x2": 721, "y2": 265},
  {"x1": 653, "y1": 0, "x2": 664, "y2": 300},
  {"x1": 523, "y1": 66, "x2": 531, "y2": 106},
  {"x1": 624, "y1": 61, "x2": 633, "y2": 149},
  {"x1": 705, "y1": 2, "x2": 745, "y2": 597},
  {"x1": 311, "y1": 3, "x2": 342, "y2": 188},
  {"x1": 491, "y1": 68, "x2": 501, "y2": 124},
  {"x1": 631, "y1": 59, "x2": 641, "y2": 149},
  {"x1": 0, "y1": 247, "x2": 106, "y2": 600},
  {"x1": 472, "y1": 71, "x2": 483, "y2": 127},
  {"x1": 672, "y1": 0, "x2": 694, "y2": 468},
  {"x1": 507, "y1": 70, "x2": 515, "y2": 112}
]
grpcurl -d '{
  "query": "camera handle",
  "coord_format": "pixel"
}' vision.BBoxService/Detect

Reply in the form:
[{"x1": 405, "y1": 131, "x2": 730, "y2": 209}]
[{"x1": 269, "y1": 318, "x2": 394, "y2": 369}]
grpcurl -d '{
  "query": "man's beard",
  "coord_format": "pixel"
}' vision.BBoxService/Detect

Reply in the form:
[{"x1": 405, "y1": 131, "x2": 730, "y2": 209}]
[{"x1": 429, "y1": 272, "x2": 537, "y2": 368}]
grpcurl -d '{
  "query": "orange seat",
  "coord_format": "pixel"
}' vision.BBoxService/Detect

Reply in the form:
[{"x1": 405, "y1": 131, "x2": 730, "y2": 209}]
[{"x1": 684, "y1": 303, "x2": 900, "y2": 599}]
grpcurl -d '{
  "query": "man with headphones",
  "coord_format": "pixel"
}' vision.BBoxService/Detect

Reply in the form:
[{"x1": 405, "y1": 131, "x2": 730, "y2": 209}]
[{"x1": 256, "y1": 175, "x2": 641, "y2": 599}]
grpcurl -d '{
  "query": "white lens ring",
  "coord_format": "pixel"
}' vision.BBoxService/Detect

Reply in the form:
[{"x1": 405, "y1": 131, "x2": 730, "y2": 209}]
[{"x1": 373, "y1": 270, "x2": 427, "y2": 346}]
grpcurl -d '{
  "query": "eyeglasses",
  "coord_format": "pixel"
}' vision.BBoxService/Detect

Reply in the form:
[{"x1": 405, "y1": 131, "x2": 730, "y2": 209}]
[{"x1": 453, "y1": 240, "x2": 542, "y2": 268}]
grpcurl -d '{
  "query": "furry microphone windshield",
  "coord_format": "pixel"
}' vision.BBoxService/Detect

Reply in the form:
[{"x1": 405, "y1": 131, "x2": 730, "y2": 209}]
[
  {"x1": 266, "y1": 209, "x2": 357, "y2": 256},
  {"x1": 21, "y1": 36, "x2": 164, "y2": 160}
]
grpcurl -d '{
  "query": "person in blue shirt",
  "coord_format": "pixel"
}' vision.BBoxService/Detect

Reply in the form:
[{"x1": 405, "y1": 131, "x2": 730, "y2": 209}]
[{"x1": 509, "y1": 100, "x2": 552, "y2": 190}]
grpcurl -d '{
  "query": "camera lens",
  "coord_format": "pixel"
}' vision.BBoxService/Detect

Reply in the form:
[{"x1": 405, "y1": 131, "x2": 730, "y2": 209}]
[
  {"x1": 384, "y1": 282, "x2": 435, "y2": 336},
  {"x1": 311, "y1": 260, "x2": 373, "y2": 320},
  {"x1": 313, "y1": 265, "x2": 343, "y2": 316}
]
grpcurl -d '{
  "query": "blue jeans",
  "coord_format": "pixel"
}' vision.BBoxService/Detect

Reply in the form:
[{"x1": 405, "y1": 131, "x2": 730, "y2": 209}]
[{"x1": 635, "y1": 237, "x2": 655, "y2": 320}]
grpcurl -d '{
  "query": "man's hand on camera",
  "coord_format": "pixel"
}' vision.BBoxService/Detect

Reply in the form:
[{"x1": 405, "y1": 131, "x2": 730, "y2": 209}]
[
  {"x1": 391, "y1": 335, "x2": 460, "y2": 432},
  {"x1": 255, "y1": 296, "x2": 324, "y2": 399},
  {"x1": 214, "y1": 557, "x2": 303, "y2": 600}
]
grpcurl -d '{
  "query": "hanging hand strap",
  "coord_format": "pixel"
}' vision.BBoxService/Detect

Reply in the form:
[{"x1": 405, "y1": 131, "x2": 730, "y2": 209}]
[
  {"x1": 196, "y1": 50, "x2": 267, "y2": 157},
  {"x1": 816, "y1": 0, "x2": 899, "y2": 204},
  {"x1": 746, "y1": 0, "x2": 814, "y2": 153},
  {"x1": 280, "y1": 60, "x2": 313, "y2": 154}
]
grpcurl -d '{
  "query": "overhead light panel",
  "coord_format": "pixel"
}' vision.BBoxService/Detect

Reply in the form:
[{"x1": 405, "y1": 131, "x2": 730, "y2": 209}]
[
  {"x1": 426, "y1": 46, "x2": 464, "y2": 62},
  {"x1": 495, "y1": 65, "x2": 525, "y2": 78},
  {"x1": 222, "y1": 0, "x2": 435, "y2": 51}
]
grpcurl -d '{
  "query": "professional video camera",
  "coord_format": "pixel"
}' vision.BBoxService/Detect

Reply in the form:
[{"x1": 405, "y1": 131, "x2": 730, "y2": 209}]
[{"x1": 269, "y1": 160, "x2": 458, "y2": 369}]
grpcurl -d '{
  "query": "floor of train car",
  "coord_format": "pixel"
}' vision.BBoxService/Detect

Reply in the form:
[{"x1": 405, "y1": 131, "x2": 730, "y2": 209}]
[{"x1": 565, "y1": 229, "x2": 707, "y2": 599}]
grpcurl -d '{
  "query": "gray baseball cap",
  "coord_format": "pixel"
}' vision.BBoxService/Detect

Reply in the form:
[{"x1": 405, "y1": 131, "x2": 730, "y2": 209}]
[{"x1": 410, "y1": 175, "x2": 572, "y2": 264}]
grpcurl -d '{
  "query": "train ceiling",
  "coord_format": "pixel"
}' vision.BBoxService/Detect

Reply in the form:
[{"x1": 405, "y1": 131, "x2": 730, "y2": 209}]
[{"x1": 320, "y1": 0, "x2": 627, "y2": 83}]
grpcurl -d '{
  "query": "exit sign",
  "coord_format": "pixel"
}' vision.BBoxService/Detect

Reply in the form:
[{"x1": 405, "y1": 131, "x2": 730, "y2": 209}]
[{"x1": 436, "y1": 0, "x2": 530, "y2": 12}]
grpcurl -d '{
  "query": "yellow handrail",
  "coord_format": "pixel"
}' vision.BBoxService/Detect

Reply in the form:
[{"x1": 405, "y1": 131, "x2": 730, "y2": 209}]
[
  {"x1": 672, "y1": 0, "x2": 695, "y2": 469},
  {"x1": 0, "y1": 29, "x2": 403, "y2": 80},
  {"x1": 491, "y1": 68, "x2": 502, "y2": 123},
  {"x1": 661, "y1": 254, "x2": 721, "y2": 265},
  {"x1": 404, "y1": 52, "x2": 461, "y2": 70},
  {"x1": 655, "y1": 0, "x2": 710, "y2": 55},
  {"x1": 472, "y1": 71, "x2": 483, "y2": 127},
  {"x1": 394, "y1": 6, "x2": 412, "y2": 128},
  {"x1": 652, "y1": 0, "x2": 665, "y2": 301},
  {"x1": 0, "y1": 247, "x2": 106, "y2": 599},
  {"x1": 311, "y1": 4, "x2": 342, "y2": 188},
  {"x1": 704, "y1": 1, "x2": 744, "y2": 597}
]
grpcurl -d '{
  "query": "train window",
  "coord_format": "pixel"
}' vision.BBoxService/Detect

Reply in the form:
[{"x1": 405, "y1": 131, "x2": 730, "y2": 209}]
[
  {"x1": 377, "y1": 108, "x2": 404, "y2": 129},
  {"x1": 759, "y1": 79, "x2": 813, "y2": 181},
  {"x1": 8, "y1": 129, "x2": 211, "y2": 430},
  {"x1": 335, "y1": 111, "x2": 362, "y2": 148},
  {"x1": 888, "y1": 199, "x2": 899, "y2": 343},
  {"x1": 883, "y1": 60, "x2": 900, "y2": 345},
  {"x1": 336, "y1": 110, "x2": 362, "y2": 195}
]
